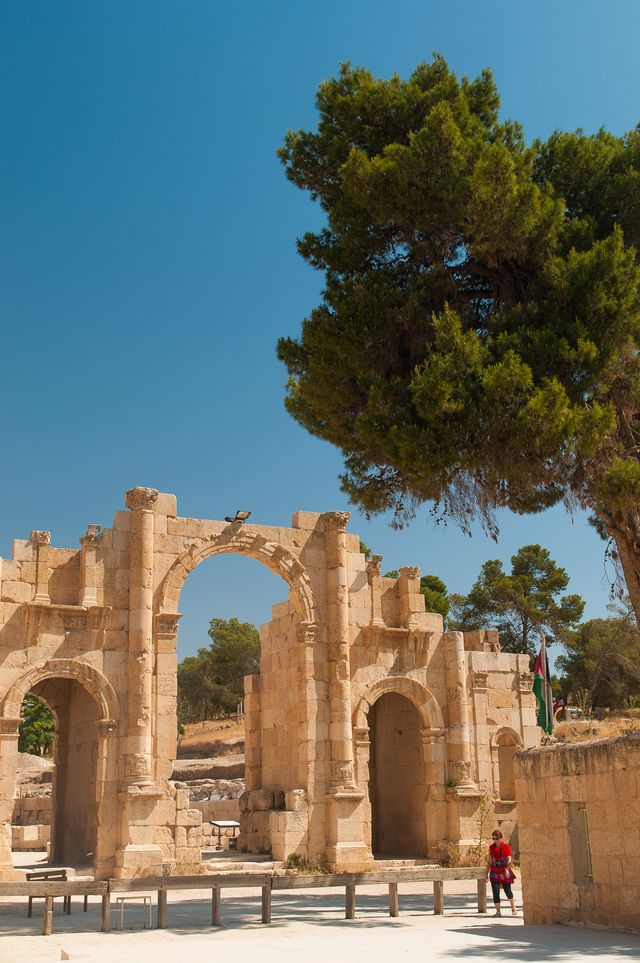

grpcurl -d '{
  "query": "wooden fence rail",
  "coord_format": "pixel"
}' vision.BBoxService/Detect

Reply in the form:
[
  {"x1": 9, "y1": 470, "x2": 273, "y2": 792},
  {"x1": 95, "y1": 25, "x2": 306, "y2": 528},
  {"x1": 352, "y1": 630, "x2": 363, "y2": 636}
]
[{"x1": 0, "y1": 867, "x2": 487, "y2": 936}]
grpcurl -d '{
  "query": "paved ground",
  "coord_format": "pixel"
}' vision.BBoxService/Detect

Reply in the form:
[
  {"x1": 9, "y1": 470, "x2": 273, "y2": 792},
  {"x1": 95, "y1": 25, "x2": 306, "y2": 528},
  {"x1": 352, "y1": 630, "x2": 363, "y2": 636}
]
[{"x1": 2, "y1": 877, "x2": 640, "y2": 963}]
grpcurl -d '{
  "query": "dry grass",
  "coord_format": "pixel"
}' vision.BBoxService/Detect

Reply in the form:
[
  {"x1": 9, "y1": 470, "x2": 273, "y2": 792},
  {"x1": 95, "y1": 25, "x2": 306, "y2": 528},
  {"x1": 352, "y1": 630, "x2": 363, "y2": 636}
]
[
  {"x1": 177, "y1": 718, "x2": 245, "y2": 758},
  {"x1": 554, "y1": 713, "x2": 640, "y2": 744}
]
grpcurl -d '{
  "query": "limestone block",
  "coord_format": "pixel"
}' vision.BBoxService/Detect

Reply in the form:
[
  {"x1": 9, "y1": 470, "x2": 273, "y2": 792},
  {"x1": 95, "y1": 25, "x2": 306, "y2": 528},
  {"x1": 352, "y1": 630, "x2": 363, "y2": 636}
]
[
  {"x1": 285, "y1": 789, "x2": 308, "y2": 812},
  {"x1": 176, "y1": 808, "x2": 202, "y2": 827},
  {"x1": 248, "y1": 789, "x2": 274, "y2": 812}
]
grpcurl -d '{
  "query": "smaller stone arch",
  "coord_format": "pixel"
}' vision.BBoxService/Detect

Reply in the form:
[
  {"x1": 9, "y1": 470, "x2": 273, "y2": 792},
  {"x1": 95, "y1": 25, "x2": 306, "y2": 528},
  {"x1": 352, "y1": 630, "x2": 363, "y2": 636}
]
[
  {"x1": 489, "y1": 726, "x2": 523, "y2": 750},
  {"x1": 2, "y1": 658, "x2": 120, "y2": 725},
  {"x1": 157, "y1": 528, "x2": 317, "y2": 626},
  {"x1": 352, "y1": 676, "x2": 445, "y2": 731},
  {"x1": 490, "y1": 726, "x2": 522, "y2": 802}
]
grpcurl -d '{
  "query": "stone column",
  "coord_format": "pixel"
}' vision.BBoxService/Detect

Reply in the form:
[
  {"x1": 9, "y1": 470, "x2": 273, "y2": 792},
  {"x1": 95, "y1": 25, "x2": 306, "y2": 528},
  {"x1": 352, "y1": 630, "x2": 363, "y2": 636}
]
[
  {"x1": 323, "y1": 511, "x2": 356, "y2": 793},
  {"x1": 398, "y1": 566, "x2": 422, "y2": 629},
  {"x1": 322, "y1": 511, "x2": 366, "y2": 870},
  {"x1": 366, "y1": 555, "x2": 384, "y2": 626},
  {"x1": 31, "y1": 531, "x2": 51, "y2": 603},
  {"x1": 443, "y1": 631, "x2": 476, "y2": 789},
  {"x1": 124, "y1": 487, "x2": 158, "y2": 787},
  {"x1": 79, "y1": 525, "x2": 102, "y2": 608},
  {"x1": 0, "y1": 717, "x2": 21, "y2": 880}
]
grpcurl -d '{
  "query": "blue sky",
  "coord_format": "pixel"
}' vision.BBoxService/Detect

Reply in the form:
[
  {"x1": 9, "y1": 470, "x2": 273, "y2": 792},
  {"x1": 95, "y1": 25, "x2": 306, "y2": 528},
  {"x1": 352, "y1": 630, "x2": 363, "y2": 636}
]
[{"x1": 2, "y1": 1, "x2": 639, "y2": 661}]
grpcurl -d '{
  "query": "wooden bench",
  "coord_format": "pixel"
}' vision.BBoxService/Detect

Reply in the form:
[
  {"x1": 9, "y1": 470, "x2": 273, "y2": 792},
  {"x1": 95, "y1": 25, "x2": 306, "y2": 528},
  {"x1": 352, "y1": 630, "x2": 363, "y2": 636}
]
[
  {"x1": 0, "y1": 879, "x2": 109, "y2": 935},
  {"x1": 25, "y1": 869, "x2": 72, "y2": 918}
]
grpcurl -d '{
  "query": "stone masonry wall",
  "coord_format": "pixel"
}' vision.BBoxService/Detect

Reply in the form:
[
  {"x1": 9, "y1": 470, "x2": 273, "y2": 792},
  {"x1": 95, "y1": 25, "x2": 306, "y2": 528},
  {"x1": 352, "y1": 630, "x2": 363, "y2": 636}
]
[{"x1": 515, "y1": 734, "x2": 640, "y2": 932}]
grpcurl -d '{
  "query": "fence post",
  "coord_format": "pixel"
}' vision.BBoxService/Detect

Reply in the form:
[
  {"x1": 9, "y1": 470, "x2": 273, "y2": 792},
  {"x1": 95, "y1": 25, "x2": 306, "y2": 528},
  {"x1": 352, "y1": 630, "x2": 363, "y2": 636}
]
[
  {"x1": 101, "y1": 893, "x2": 111, "y2": 932},
  {"x1": 157, "y1": 889, "x2": 167, "y2": 928},
  {"x1": 42, "y1": 896, "x2": 54, "y2": 936},
  {"x1": 433, "y1": 880, "x2": 444, "y2": 915},
  {"x1": 477, "y1": 877, "x2": 487, "y2": 913},
  {"x1": 212, "y1": 886, "x2": 221, "y2": 926},
  {"x1": 345, "y1": 883, "x2": 356, "y2": 920},
  {"x1": 261, "y1": 879, "x2": 272, "y2": 924},
  {"x1": 388, "y1": 881, "x2": 399, "y2": 917}
]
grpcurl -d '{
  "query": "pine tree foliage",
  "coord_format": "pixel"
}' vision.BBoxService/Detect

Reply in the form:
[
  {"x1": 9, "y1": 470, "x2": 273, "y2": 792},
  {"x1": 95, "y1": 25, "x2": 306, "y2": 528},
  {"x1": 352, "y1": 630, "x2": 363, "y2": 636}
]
[
  {"x1": 278, "y1": 56, "x2": 640, "y2": 620},
  {"x1": 449, "y1": 544, "x2": 584, "y2": 657}
]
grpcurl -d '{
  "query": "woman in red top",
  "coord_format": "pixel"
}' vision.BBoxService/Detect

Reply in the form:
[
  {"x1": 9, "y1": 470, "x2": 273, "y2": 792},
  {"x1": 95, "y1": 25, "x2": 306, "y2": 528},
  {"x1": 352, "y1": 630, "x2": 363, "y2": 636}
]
[{"x1": 487, "y1": 829, "x2": 516, "y2": 916}]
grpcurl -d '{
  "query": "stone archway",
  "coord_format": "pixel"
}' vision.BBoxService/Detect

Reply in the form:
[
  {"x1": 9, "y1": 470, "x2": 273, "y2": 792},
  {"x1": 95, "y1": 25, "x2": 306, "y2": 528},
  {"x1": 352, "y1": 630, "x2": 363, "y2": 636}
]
[
  {"x1": 352, "y1": 677, "x2": 446, "y2": 861},
  {"x1": 1, "y1": 659, "x2": 119, "y2": 875},
  {"x1": 157, "y1": 529, "x2": 318, "y2": 626}
]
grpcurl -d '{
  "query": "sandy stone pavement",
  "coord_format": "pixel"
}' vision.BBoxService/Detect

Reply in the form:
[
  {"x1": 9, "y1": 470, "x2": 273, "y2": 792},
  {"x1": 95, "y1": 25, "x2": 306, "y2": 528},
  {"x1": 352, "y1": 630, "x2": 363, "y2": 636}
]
[{"x1": 2, "y1": 879, "x2": 640, "y2": 963}]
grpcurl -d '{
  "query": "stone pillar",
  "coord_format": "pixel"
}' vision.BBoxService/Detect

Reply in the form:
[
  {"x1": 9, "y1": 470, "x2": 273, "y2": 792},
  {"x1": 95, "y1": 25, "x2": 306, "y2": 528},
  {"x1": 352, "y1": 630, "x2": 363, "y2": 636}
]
[
  {"x1": 79, "y1": 525, "x2": 102, "y2": 608},
  {"x1": 323, "y1": 511, "x2": 356, "y2": 792},
  {"x1": 322, "y1": 511, "x2": 366, "y2": 870},
  {"x1": 443, "y1": 631, "x2": 476, "y2": 789},
  {"x1": 124, "y1": 487, "x2": 157, "y2": 787},
  {"x1": 115, "y1": 487, "x2": 164, "y2": 878},
  {"x1": 366, "y1": 555, "x2": 384, "y2": 626},
  {"x1": 31, "y1": 531, "x2": 51, "y2": 603},
  {"x1": 398, "y1": 566, "x2": 422, "y2": 629},
  {"x1": 0, "y1": 717, "x2": 21, "y2": 880},
  {"x1": 421, "y1": 727, "x2": 447, "y2": 859}
]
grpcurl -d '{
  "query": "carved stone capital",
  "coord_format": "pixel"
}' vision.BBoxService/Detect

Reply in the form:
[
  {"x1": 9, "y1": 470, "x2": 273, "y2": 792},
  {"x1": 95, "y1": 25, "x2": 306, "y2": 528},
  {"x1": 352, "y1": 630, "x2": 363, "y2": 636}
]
[
  {"x1": 399, "y1": 566, "x2": 420, "y2": 579},
  {"x1": 96, "y1": 719, "x2": 118, "y2": 737},
  {"x1": 449, "y1": 760, "x2": 472, "y2": 784},
  {"x1": 297, "y1": 622, "x2": 318, "y2": 645},
  {"x1": 471, "y1": 671, "x2": 489, "y2": 691},
  {"x1": 321, "y1": 511, "x2": 350, "y2": 532},
  {"x1": 422, "y1": 727, "x2": 446, "y2": 744},
  {"x1": 366, "y1": 555, "x2": 383, "y2": 578},
  {"x1": 353, "y1": 726, "x2": 370, "y2": 746},
  {"x1": 80, "y1": 524, "x2": 102, "y2": 547},
  {"x1": 329, "y1": 760, "x2": 355, "y2": 785},
  {"x1": 125, "y1": 752, "x2": 152, "y2": 780},
  {"x1": 155, "y1": 613, "x2": 183, "y2": 639},
  {"x1": 30, "y1": 530, "x2": 51, "y2": 547},
  {"x1": 125, "y1": 487, "x2": 159, "y2": 512}
]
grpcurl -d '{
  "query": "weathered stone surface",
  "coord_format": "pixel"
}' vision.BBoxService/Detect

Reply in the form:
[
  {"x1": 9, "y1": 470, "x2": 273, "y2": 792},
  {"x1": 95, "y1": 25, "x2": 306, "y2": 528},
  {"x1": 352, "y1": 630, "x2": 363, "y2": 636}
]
[{"x1": 0, "y1": 487, "x2": 537, "y2": 880}]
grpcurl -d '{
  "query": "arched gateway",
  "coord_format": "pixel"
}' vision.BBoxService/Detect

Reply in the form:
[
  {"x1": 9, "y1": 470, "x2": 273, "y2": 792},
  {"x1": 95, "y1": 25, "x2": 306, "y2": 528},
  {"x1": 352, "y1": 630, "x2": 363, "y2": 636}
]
[{"x1": 0, "y1": 489, "x2": 538, "y2": 879}]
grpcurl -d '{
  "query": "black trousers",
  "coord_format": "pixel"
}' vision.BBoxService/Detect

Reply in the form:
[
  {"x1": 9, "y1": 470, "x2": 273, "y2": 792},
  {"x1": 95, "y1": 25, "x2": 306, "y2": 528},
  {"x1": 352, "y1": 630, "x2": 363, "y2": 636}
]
[{"x1": 491, "y1": 880, "x2": 513, "y2": 902}]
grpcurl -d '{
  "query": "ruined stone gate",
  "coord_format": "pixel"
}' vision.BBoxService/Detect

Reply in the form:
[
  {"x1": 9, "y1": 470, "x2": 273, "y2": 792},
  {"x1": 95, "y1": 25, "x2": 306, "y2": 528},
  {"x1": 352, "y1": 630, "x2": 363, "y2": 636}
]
[{"x1": 0, "y1": 488, "x2": 539, "y2": 879}]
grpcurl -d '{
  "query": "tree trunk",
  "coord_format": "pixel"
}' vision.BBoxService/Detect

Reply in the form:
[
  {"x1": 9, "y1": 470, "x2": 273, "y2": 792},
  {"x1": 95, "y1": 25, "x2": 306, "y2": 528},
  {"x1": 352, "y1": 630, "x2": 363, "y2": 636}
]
[{"x1": 604, "y1": 510, "x2": 640, "y2": 625}]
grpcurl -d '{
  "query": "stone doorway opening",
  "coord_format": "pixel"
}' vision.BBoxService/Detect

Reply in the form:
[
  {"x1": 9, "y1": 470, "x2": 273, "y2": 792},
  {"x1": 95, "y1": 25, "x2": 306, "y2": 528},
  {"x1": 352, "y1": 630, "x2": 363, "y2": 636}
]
[
  {"x1": 19, "y1": 678, "x2": 100, "y2": 871},
  {"x1": 368, "y1": 692, "x2": 427, "y2": 858}
]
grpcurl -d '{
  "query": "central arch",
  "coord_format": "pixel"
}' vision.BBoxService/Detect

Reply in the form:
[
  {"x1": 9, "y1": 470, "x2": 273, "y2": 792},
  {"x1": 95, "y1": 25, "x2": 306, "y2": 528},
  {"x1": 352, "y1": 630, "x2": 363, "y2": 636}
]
[{"x1": 157, "y1": 529, "x2": 317, "y2": 627}]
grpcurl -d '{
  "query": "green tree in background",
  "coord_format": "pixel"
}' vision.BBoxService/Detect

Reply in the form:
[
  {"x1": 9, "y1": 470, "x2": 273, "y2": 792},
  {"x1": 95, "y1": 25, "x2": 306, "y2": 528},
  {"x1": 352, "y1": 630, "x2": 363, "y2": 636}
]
[
  {"x1": 177, "y1": 617, "x2": 260, "y2": 723},
  {"x1": 449, "y1": 544, "x2": 584, "y2": 657},
  {"x1": 18, "y1": 695, "x2": 55, "y2": 756},
  {"x1": 278, "y1": 56, "x2": 640, "y2": 621},
  {"x1": 557, "y1": 615, "x2": 640, "y2": 709}
]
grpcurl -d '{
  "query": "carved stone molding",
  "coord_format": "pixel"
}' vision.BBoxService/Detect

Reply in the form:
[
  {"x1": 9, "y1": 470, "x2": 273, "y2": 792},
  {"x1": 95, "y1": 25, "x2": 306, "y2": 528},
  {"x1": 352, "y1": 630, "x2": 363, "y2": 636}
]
[
  {"x1": 321, "y1": 511, "x2": 350, "y2": 532},
  {"x1": 125, "y1": 487, "x2": 159, "y2": 512},
  {"x1": 471, "y1": 671, "x2": 489, "y2": 691},
  {"x1": 30, "y1": 530, "x2": 51, "y2": 547},
  {"x1": 353, "y1": 726, "x2": 370, "y2": 746},
  {"x1": 0, "y1": 717, "x2": 21, "y2": 736},
  {"x1": 421, "y1": 727, "x2": 446, "y2": 745},
  {"x1": 447, "y1": 686, "x2": 464, "y2": 706}
]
